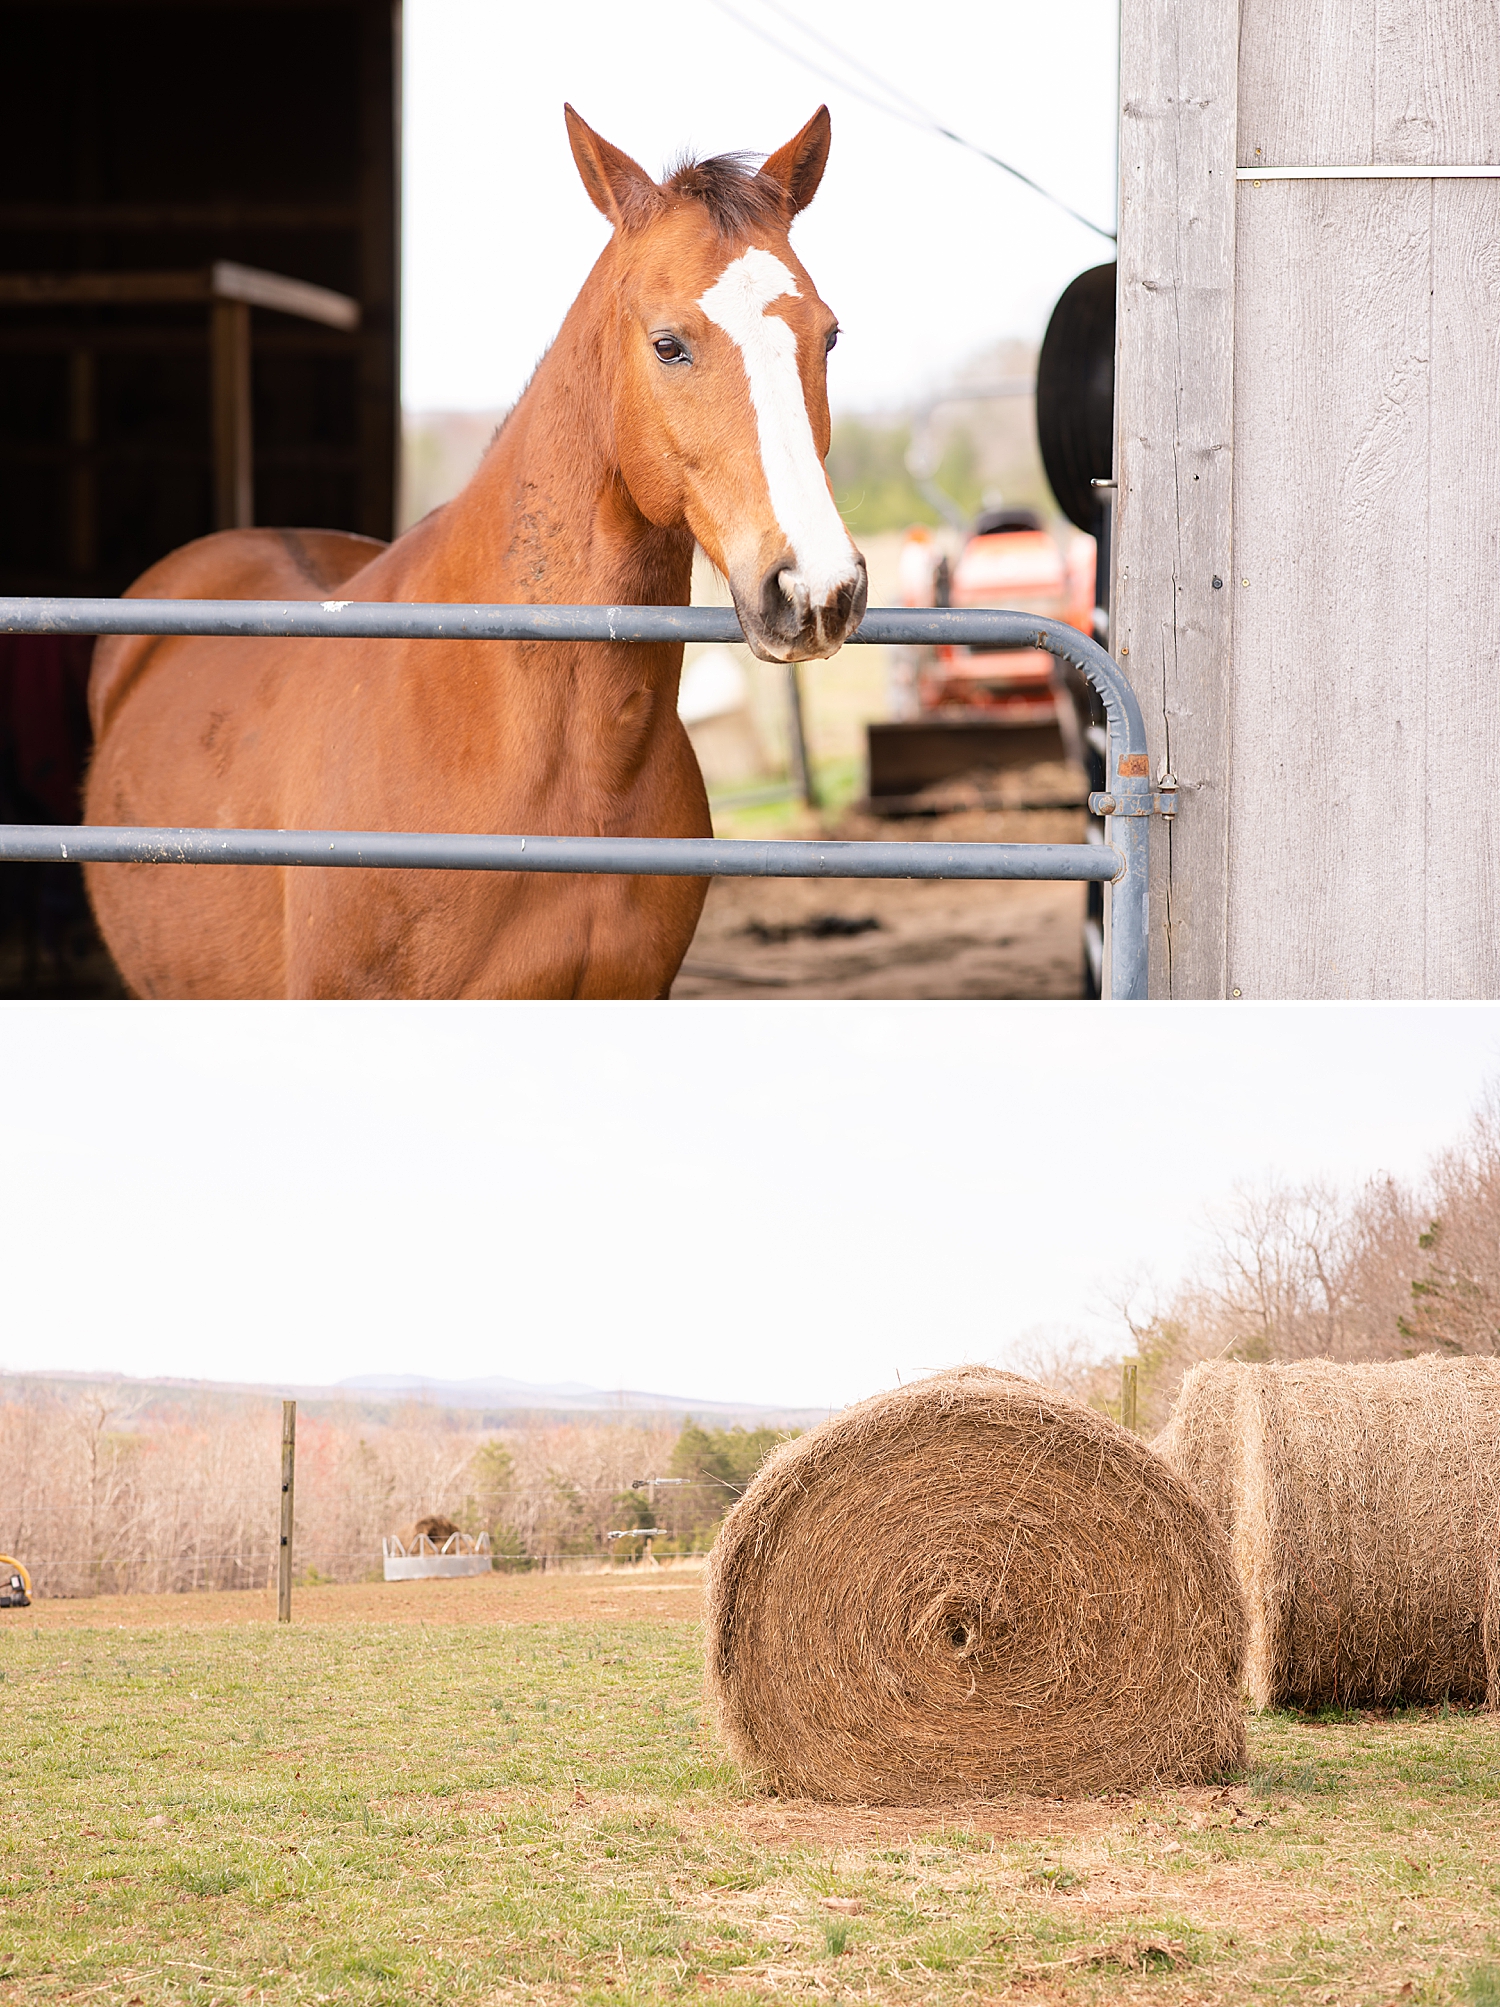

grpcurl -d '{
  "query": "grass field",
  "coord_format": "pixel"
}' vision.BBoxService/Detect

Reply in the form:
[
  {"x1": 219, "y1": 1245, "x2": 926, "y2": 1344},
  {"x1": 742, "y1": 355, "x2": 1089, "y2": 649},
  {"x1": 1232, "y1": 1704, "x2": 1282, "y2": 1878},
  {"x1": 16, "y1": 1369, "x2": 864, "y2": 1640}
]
[{"x1": 2, "y1": 1576, "x2": 1498, "y2": 2006}]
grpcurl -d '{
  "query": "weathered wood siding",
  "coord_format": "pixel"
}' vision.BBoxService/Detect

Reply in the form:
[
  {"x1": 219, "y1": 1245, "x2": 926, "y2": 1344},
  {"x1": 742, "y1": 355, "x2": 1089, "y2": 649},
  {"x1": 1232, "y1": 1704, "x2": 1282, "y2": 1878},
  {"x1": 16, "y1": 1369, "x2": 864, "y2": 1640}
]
[{"x1": 1114, "y1": 0, "x2": 1500, "y2": 997}]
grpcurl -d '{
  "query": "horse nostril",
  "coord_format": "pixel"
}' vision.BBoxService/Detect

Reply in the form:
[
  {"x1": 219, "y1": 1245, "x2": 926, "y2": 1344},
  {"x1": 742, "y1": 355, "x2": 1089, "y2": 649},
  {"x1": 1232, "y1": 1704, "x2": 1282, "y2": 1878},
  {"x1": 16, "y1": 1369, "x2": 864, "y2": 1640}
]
[
  {"x1": 752, "y1": 557, "x2": 867, "y2": 648},
  {"x1": 813, "y1": 572, "x2": 864, "y2": 640},
  {"x1": 758, "y1": 557, "x2": 802, "y2": 634}
]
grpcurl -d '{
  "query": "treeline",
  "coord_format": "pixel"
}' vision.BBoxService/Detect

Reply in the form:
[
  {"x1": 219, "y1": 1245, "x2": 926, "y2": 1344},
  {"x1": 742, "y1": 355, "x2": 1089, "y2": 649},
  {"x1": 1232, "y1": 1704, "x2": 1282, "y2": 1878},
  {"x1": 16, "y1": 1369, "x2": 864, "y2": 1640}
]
[
  {"x1": 825, "y1": 338, "x2": 1050, "y2": 536},
  {"x1": 1029, "y1": 1087, "x2": 1500, "y2": 1432},
  {"x1": 0, "y1": 1395, "x2": 795, "y2": 1600},
  {"x1": 604, "y1": 1422, "x2": 788, "y2": 1555}
]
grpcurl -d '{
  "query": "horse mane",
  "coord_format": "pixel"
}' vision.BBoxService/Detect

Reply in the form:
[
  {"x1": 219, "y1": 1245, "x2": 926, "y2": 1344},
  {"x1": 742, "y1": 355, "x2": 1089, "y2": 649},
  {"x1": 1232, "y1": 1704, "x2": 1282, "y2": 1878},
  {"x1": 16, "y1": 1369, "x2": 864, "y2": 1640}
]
[{"x1": 662, "y1": 151, "x2": 787, "y2": 236}]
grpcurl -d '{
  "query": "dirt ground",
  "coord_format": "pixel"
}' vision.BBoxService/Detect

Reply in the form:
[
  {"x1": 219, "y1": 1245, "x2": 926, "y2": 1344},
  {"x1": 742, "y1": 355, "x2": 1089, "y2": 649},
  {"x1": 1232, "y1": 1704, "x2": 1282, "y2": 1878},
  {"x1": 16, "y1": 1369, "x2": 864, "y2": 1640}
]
[
  {"x1": 2, "y1": 698, "x2": 1094, "y2": 1000},
  {"x1": 7, "y1": 1564, "x2": 707, "y2": 1631},
  {"x1": 673, "y1": 806, "x2": 1091, "y2": 1000},
  {"x1": 3, "y1": 807, "x2": 1091, "y2": 1003}
]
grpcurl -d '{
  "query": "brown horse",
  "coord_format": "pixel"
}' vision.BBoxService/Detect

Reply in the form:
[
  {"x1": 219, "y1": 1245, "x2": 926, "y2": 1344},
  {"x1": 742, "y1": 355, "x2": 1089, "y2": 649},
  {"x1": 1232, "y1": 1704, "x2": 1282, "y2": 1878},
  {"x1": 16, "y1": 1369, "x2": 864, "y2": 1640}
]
[{"x1": 83, "y1": 106, "x2": 867, "y2": 998}]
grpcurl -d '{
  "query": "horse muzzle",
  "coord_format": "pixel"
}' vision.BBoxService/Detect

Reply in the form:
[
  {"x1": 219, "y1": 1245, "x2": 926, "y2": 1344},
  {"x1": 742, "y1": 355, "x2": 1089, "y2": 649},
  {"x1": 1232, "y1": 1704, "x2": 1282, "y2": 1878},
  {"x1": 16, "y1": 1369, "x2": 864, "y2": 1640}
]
[{"x1": 736, "y1": 552, "x2": 869, "y2": 663}]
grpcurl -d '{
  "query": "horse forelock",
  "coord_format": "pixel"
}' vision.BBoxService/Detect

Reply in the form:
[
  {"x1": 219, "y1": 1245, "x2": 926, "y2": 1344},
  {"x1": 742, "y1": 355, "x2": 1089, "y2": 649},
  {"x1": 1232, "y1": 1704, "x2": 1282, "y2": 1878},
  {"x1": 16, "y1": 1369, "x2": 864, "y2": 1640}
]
[{"x1": 660, "y1": 152, "x2": 787, "y2": 238}]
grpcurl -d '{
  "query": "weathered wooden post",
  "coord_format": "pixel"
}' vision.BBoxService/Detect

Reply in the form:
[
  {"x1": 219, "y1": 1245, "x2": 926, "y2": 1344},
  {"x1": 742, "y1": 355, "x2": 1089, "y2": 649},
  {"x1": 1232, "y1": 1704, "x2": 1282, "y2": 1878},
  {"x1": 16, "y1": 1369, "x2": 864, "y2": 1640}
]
[
  {"x1": 277, "y1": 1400, "x2": 296, "y2": 1624},
  {"x1": 1114, "y1": 0, "x2": 1500, "y2": 998},
  {"x1": 1120, "y1": 1361, "x2": 1139, "y2": 1434}
]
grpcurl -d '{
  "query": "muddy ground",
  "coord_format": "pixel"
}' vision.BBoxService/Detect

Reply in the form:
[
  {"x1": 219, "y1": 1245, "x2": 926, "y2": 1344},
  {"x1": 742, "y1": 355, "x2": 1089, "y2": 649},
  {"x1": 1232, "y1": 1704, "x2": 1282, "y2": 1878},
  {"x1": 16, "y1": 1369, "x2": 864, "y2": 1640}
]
[
  {"x1": 0, "y1": 795, "x2": 1092, "y2": 1003},
  {"x1": 673, "y1": 805, "x2": 1091, "y2": 1000}
]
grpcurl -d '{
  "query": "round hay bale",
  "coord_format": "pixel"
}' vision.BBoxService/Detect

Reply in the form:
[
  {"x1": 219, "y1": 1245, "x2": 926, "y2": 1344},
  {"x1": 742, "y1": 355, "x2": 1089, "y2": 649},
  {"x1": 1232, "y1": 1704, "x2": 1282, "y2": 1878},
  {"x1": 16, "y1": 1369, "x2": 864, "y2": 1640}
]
[
  {"x1": 397, "y1": 1514, "x2": 460, "y2": 1550},
  {"x1": 1153, "y1": 1357, "x2": 1500, "y2": 1710},
  {"x1": 703, "y1": 1367, "x2": 1246, "y2": 1801}
]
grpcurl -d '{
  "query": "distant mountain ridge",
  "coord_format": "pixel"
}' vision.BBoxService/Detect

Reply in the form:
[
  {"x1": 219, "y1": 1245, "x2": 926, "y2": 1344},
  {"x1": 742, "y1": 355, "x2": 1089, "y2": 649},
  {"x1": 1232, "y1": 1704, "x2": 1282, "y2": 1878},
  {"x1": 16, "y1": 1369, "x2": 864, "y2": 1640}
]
[
  {"x1": 335, "y1": 1372, "x2": 817, "y2": 1423},
  {"x1": 341, "y1": 1373, "x2": 601, "y2": 1400},
  {"x1": 1, "y1": 1366, "x2": 824, "y2": 1430}
]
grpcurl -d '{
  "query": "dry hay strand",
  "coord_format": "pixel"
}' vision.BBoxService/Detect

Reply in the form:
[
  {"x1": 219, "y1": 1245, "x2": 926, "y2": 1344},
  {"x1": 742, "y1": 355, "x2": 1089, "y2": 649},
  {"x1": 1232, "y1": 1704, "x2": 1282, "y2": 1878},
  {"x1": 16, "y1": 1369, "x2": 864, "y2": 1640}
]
[
  {"x1": 703, "y1": 1367, "x2": 1246, "y2": 1802},
  {"x1": 1020, "y1": 1936, "x2": 1190, "y2": 1978},
  {"x1": 1153, "y1": 1356, "x2": 1500, "y2": 1711}
]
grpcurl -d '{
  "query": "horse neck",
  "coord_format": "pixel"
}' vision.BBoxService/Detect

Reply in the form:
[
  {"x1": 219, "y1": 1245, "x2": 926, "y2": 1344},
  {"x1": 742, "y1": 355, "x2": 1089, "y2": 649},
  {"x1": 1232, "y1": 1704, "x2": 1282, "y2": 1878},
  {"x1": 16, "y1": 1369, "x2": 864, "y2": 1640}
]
[{"x1": 398, "y1": 259, "x2": 693, "y2": 620}]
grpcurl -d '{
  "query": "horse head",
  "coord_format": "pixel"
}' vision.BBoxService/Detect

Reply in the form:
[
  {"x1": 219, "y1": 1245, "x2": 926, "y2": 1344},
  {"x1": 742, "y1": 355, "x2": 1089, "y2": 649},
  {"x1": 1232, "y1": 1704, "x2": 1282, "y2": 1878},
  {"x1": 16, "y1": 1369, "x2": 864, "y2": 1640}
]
[{"x1": 565, "y1": 104, "x2": 868, "y2": 663}]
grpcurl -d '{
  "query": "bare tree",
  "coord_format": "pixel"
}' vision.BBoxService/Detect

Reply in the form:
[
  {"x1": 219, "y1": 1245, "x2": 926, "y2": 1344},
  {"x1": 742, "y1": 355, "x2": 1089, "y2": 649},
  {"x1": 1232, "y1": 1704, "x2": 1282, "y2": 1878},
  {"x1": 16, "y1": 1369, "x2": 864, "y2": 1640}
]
[
  {"x1": 0, "y1": 1382, "x2": 687, "y2": 1599},
  {"x1": 1401, "y1": 1090, "x2": 1500, "y2": 1355},
  {"x1": 1005, "y1": 1326, "x2": 1121, "y2": 1409},
  {"x1": 1099, "y1": 1170, "x2": 1426, "y2": 1431}
]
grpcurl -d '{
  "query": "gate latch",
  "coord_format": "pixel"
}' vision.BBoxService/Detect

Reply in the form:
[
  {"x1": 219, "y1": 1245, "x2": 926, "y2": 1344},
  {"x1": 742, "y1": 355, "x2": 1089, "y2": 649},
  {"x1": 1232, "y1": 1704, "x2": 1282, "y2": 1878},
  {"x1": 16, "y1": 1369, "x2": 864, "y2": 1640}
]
[{"x1": 1089, "y1": 773, "x2": 1179, "y2": 819}]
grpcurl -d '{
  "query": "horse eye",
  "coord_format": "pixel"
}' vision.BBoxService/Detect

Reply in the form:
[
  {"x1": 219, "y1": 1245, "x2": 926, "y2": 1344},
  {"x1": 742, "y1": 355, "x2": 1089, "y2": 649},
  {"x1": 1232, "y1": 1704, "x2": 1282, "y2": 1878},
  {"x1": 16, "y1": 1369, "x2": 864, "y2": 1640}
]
[
  {"x1": 653, "y1": 336, "x2": 688, "y2": 363},
  {"x1": 825, "y1": 328, "x2": 839, "y2": 352}
]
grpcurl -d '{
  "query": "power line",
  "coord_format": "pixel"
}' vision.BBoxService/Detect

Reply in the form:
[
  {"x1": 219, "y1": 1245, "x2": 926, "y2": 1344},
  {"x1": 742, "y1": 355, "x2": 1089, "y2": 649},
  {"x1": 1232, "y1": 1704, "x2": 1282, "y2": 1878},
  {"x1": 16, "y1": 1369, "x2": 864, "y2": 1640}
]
[
  {"x1": 760, "y1": 0, "x2": 939, "y2": 122},
  {"x1": 707, "y1": 0, "x2": 1117, "y2": 245}
]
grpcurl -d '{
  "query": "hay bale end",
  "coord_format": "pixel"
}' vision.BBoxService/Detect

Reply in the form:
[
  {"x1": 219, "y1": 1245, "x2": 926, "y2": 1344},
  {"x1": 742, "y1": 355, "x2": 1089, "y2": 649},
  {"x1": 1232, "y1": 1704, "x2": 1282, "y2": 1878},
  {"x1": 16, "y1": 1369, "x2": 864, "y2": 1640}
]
[{"x1": 1154, "y1": 1357, "x2": 1500, "y2": 1711}]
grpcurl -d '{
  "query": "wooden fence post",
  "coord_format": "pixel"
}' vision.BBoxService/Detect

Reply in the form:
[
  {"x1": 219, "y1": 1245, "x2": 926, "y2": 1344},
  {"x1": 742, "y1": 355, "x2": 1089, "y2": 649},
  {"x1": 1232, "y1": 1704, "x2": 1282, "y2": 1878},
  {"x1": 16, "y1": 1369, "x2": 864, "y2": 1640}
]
[
  {"x1": 1120, "y1": 1361, "x2": 1139, "y2": 1434},
  {"x1": 277, "y1": 1400, "x2": 296, "y2": 1623},
  {"x1": 210, "y1": 297, "x2": 253, "y2": 530},
  {"x1": 784, "y1": 665, "x2": 819, "y2": 809}
]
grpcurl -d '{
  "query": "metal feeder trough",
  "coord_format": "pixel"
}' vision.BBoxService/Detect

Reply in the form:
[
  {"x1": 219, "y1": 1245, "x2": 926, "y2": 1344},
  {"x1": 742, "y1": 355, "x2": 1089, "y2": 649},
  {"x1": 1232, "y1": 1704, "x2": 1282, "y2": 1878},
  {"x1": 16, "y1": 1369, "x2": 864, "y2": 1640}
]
[{"x1": 381, "y1": 1531, "x2": 492, "y2": 1581}]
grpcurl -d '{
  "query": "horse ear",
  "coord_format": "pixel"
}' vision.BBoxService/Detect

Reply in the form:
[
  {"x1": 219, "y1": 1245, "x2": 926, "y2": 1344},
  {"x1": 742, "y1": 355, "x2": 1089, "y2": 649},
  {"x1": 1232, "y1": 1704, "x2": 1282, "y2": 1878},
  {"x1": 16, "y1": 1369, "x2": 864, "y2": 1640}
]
[
  {"x1": 756, "y1": 106, "x2": 832, "y2": 218},
  {"x1": 564, "y1": 105, "x2": 663, "y2": 230}
]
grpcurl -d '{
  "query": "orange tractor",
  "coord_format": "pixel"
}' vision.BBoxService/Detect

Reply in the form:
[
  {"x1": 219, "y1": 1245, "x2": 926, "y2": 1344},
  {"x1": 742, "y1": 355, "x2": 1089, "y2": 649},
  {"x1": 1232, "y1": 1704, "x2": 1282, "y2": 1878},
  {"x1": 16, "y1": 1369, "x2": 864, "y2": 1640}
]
[
  {"x1": 865, "y1": 261, "x2": 1116, "y2": 816},
  {"x1": 904, "y1": 511, "x2": 1095, "y2": 721},
  {"x1": 863, "y1": 262, "x2": 1117, "y2": 989},
  {"x1": 866, "y1": 508, "x2": 1097, "y2": 809}
]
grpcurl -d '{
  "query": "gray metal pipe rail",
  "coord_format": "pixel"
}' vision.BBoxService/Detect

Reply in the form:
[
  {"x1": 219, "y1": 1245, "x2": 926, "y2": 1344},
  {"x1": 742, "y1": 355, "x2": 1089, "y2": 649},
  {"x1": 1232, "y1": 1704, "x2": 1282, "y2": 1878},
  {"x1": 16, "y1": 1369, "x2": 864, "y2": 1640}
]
[
  {"x1": 0, "y1": 826, "x2": 1120, "y2": 881},
  {"x1": 0, "y1": 597, "x2": 1168, "y2": 998}
]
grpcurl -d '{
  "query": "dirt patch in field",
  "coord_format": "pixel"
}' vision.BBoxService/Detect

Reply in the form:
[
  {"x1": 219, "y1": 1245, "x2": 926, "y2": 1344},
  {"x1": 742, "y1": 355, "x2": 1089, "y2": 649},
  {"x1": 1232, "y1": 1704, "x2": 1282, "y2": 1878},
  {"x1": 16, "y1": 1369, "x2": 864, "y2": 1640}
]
[
  {"x1": 9, "y1": 1566, "x2": 707, "y2": 1631},
  {"x1": 718, "y1": 1794, "x2": 1132, "y2": 1849},
  {"x1": 707, "y1": 1779, "x2": 1324, "y2": 1853},
  {"x1": 673, "y1": 807, "x2": 1090, "y2": 1000}
]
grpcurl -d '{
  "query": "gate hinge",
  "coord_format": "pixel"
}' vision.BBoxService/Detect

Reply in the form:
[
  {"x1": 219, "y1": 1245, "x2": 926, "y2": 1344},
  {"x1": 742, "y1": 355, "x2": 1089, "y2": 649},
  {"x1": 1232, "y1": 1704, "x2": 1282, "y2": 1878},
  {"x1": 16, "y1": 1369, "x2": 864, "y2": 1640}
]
[{"x1": 1089, "y1": 775, "x2": 1179, "y2": 819}]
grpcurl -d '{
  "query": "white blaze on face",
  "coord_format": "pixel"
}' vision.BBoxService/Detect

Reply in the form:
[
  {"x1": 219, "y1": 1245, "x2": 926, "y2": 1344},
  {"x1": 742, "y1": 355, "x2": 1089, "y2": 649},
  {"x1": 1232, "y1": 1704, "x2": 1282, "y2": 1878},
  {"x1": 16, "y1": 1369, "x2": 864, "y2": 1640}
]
[{"x1": 697, "y1": 245, "x2": 858, "y2": 608}]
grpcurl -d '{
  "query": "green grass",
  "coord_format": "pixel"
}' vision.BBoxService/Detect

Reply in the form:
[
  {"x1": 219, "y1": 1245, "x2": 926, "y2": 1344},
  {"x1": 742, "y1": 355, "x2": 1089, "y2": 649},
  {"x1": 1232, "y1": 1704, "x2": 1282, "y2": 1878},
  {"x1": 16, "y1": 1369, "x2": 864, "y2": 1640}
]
[
  {"x1": 1, "y1": 1616, "x2": 1499, "y2": 2003},
  {"x1": 709, "y1": 757, "x2": 864, "y2": 839}
]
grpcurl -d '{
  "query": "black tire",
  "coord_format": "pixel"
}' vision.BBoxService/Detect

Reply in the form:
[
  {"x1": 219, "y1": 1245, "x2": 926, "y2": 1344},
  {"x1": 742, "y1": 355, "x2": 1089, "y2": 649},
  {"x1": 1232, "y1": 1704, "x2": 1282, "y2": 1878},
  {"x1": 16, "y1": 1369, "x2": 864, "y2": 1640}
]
[{"x1": 1036, "y1": 263, "x2": 1117, "y2": 533}]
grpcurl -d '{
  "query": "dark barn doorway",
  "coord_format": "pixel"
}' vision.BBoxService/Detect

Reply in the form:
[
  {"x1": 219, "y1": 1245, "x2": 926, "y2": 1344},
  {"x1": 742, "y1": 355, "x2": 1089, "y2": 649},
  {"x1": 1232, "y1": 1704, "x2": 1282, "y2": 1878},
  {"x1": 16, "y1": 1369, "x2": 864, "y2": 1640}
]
[{"x1": 0, "y1": 0, "x2": 400, "y2": 994}]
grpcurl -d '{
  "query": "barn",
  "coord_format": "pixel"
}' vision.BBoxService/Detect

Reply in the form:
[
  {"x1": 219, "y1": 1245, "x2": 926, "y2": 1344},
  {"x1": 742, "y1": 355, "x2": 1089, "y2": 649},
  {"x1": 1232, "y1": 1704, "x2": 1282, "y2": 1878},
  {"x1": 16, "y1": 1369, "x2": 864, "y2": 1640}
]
[
  {"x1": 1114, "y1": 0, "x2": 1499, "y2": 999},
  {"x1": 0, "y1": 0, "x2": 400, "y2": 993}
]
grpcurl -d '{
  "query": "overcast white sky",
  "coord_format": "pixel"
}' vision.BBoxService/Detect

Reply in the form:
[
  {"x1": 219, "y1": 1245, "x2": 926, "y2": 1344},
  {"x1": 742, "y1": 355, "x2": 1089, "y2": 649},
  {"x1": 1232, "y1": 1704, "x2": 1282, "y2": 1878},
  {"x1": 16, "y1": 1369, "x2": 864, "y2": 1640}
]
[
  {"x1": 401, "y1": 0, "x2": 1118, "y2": 413},
  {"x1": 6, "y1": 1004, "x2": 1498, "y2": 1411}
]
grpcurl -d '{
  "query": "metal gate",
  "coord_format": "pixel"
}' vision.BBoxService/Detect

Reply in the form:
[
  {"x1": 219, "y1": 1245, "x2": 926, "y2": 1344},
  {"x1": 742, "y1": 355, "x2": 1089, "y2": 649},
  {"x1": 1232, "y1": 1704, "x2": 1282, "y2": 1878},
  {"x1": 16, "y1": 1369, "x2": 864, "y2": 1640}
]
[{"x1": 0, "y1": 598, "x2": 1176, "y2": 997}]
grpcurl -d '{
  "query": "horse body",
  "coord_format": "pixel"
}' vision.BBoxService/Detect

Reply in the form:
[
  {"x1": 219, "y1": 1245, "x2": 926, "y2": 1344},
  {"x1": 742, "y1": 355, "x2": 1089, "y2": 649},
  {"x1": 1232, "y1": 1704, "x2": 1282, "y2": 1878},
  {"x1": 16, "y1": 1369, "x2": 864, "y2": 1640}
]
[{"x1": 83, "y1": 107, "x2": 866, "y2": 998}]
